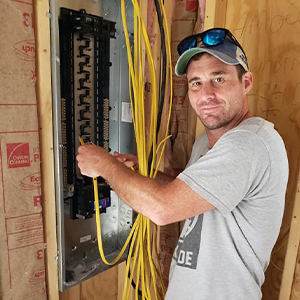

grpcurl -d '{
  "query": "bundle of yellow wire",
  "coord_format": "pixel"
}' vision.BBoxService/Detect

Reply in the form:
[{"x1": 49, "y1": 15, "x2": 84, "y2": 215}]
[{"x1": 83, "y1": 0, "x2": 173, "y2": 299}]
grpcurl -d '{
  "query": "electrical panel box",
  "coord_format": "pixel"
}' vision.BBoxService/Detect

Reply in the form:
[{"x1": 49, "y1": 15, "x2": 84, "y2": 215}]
[
  {"x1": 59, "y1": 7, "x2": 115, "y2": 220},
  {"x1": 50, "y1": 0, "x2": 135, "y2": 291}
]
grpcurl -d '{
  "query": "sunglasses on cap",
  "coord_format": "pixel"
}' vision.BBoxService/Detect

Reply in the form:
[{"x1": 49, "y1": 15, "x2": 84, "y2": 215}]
[{"x1": 177, "y1": 28, "x2": 246, "y2": 57}]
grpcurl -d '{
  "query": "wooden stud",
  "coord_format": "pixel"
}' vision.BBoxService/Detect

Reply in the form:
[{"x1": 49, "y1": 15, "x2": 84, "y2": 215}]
[
  {"x1": 33, "y1": 0, "x2": 59, "y2": 299},
  {"x1": 204, "y1": 0, "x2": 228, "y2": 29},
  {"x1": 280, "y1": 170, "x2": 300, "y2": 300}
]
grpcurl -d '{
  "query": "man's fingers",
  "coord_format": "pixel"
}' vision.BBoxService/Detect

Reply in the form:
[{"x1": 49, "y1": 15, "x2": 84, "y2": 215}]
[
  {"x1": 112, "y1": 152, "x2": 139, "y2": 170},
  {"x1": 124, "y1": 160, "x2": 135, "y2": 168},
  {"x1": 114, "y1": 151, "x2": 126, "y2": 163}
]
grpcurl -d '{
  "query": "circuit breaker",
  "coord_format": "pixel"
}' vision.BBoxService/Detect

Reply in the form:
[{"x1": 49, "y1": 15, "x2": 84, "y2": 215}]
[
  {"x1": 59, "y1": 7, "x2": 114, "y2": 220},
  {"x1": 50, "y1": 1, "x2": 135, "y2": 291}
]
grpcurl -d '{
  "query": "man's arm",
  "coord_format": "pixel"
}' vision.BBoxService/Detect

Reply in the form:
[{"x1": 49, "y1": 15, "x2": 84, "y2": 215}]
[
  {"x1": 113, "y1": 151, "x2": 175, "y2": 184},
  {"x1": 77, "y1": 144, "x2": 215, "y2": 225}
]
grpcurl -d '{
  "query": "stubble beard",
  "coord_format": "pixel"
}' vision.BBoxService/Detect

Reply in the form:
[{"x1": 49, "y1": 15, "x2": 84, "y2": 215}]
[{"x1": 199, "y1": 112, "x2": 231, "y2": 130}]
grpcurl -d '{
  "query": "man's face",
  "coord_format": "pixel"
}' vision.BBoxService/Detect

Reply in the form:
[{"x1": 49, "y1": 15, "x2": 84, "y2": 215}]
[{"x1": 186, "y1": 54, "x2": 252, "y2": 131}]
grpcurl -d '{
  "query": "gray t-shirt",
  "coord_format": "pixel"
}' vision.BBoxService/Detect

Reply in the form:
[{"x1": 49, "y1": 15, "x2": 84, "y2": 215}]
[{"x1": 165, "y1": 117, "x2": 289, "y2": 300}]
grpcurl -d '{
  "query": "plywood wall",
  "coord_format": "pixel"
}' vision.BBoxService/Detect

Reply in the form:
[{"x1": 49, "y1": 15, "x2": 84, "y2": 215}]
[
  {"x1": 287, "y1": 177, "x2": 300, "y2": 300},
  {"x1": 59, "y1": 265, "x2": 119, "y2": 300},
  {"x1": 218, "y1": 0, "x2": 300, "y2": 299}
]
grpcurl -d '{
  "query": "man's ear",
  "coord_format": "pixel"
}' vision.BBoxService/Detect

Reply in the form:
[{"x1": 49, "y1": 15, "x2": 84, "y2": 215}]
[{"x1": 243, "y1": 71, "x2": 253, "y2": 94}]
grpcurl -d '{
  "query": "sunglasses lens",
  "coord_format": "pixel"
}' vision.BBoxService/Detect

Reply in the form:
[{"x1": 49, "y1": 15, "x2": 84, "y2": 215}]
[
  {"x1": 203, "y1": 29, "x2": 226, "y2": 46},
  {"x1": 178, "y1": 36, "x2": 197, "y2": 55},
  {"x1": 189, "y1": 39, "x2": 196, "y2": 49},
  {"x1": 178, "y1": 29, "x2": 229, "y2": 55}
]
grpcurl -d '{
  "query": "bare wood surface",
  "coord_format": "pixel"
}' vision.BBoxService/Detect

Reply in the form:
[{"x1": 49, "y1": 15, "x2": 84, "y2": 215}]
[
  {"x1": 59, "y1": 284, "x2": 81, "y2": 300},
  {"x1": 282, "y1": 170, "x2": 300, "y2": 300},
  {"x1": 33, "y1": 0, "x2": 59, "y2": 299}
]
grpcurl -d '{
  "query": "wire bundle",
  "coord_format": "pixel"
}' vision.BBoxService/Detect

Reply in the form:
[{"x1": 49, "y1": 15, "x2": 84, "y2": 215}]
[
  {"x1": 119, "y1": 0, "x2": 173, "y2": 298},
  {"x1": 85, "y1": 0, "x2": 173, "y2": 299}
]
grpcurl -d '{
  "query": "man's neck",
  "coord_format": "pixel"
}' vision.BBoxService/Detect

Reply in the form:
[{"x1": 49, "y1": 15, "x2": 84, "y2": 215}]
[{"x1": 206, "y1": 112, "x2": 253, "y2": 148}]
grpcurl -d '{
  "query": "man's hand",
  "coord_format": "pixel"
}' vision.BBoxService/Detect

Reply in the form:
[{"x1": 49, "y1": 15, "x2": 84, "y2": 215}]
[
  {"x1": 77, "y1": 144, "x2": 112, "y2": 178},
  {"x1": 113, "y1": 151, "x2": 139, "y2": 171}
]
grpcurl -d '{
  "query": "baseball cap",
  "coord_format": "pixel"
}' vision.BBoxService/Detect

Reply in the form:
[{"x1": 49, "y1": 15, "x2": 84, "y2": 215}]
[{"x1": 175, "y1": 28, "x2": 248, "y2": 76}]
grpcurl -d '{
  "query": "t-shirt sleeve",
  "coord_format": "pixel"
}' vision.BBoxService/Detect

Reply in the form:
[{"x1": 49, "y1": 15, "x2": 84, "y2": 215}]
[{"x1": 177, "y1": 131, "x2": 270, "y2": 217}]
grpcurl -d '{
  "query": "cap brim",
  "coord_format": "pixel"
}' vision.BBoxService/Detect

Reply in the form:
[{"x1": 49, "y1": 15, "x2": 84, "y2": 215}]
[{"x1": 175, "y1": 48, "x2": 243, "y2": 76}]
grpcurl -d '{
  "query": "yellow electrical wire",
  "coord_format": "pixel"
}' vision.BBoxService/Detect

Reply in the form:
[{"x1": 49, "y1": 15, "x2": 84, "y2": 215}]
[
  {"x1": 120, "y1": 0, "x2": 173, "y2": 298},
  {"x1": 79, "y1": 0, "x2": 173, "y2": 298},
  {"x1": 79, "y1": 136, "x2": 141, "y2": 265}
]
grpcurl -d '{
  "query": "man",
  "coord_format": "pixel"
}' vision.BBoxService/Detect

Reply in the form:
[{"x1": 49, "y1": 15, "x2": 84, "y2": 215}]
[{"x1": 77, "y1": 28, "x2": 289, "y2": 299}]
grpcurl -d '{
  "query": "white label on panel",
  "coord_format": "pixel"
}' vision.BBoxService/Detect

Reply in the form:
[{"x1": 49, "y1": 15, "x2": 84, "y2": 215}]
[
  {"x1": 80, "y1": 235, "x2": 91, "y2": 243},
  {"x1": 121, "y1": 102, "x2": 133, "y2": 123}
]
